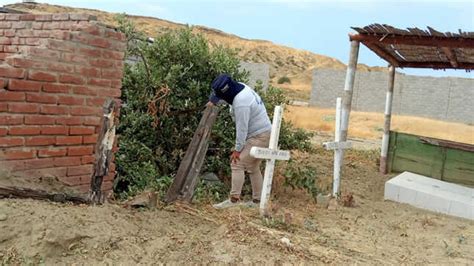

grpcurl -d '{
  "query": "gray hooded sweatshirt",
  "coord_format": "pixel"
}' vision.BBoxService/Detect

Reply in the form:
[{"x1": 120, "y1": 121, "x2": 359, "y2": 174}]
[{"x1": 230, "y1": 84, "x2": 272, "y2": 152}]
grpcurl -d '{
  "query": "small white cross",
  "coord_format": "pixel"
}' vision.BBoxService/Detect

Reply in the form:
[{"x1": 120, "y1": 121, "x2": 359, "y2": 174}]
[
  {"x1": 249, "y1": 105, "x2": 290, "y2": 216},
  {"x1": 323, "y1": 97, "x2": 352, "y2": 197}
]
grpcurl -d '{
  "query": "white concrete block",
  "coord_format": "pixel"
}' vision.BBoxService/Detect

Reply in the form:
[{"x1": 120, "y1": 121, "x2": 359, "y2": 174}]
[{"x1": 384, "y1": 172, "x2": 474, "y2": 220}]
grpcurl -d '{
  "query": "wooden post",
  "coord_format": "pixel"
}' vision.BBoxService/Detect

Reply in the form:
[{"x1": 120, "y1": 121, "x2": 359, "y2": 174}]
[
  {"x1": 88, "y1": 99, "x2": 117, "y2": 204},
  {"x1": 333, "y1": 40, "x2": 359, "y2": 197},
  {"x1": 380, "y1": 65, "x2": 396, "y2": 174},
  {"x1": 165, "y1": 105, "x2": 219, "y2": 203},
  {"x1": 333, "y1": 97, "x2": 342, "y2": 197}
]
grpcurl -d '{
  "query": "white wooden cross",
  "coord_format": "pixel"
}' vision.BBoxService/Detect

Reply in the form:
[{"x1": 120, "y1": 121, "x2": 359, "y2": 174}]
[
  {"x1": 323, "y1": 97, "x2": 352, "y2": 197},
  {"x1": 249, "y1": 105, "x2": 290, "y2": 216}
]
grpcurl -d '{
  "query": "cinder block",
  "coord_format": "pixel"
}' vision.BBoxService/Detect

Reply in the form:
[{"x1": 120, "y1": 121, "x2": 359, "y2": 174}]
[{"x1": 384, "y1": 172, "x2": 474, "y2": 220}]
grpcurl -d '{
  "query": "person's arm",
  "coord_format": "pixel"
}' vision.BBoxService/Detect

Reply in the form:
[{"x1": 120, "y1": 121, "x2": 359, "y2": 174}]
[{"x1": 233, "y1": 106, "x2": 250, "y2": 152}]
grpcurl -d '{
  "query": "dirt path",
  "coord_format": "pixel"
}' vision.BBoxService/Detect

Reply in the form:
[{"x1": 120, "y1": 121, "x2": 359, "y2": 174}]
[{"x1": 1, "y1": 148, "x2": 473, "y2": 264}]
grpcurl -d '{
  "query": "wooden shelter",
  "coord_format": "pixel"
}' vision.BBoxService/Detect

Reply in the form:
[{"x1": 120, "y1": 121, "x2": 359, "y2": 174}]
[{"x1": 334, "y1": 24, "x2": 473, "y2": 189}]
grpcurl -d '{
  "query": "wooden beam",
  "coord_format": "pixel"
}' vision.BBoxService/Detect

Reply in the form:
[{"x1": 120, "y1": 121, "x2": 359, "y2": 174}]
[
  {"x1": 0, "y1": 186, "x2": 89, "y2": 204},
  {"x1": 363, "y1": 42, "x2": 400, "y2": 67},
  {"x1": 441, "y1": 47, "x2": 459, "y2": 68},
  {"x1": 165, "y1": 105, "x2": 219, "y2": 203},
  {"x1": 399, "y1": 61, "x2": 474, "y2": 69},
  {"x1": 350, "y1": 33, "x2": 474, "y2": 48}
]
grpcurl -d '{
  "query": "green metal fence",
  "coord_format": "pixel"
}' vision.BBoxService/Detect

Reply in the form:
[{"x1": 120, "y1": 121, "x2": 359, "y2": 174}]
[{"x1": 387, "y1": 131, "x2": 474, "y2": 187}]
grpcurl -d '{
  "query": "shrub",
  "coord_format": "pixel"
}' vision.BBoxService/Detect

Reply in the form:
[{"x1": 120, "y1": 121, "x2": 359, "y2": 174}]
[
  {"x1": 277, "y1": 76, "x2": 291, "y2": 84},
  {"x1": 113, "y1": 16, "x2": 315, "y2": 200}
]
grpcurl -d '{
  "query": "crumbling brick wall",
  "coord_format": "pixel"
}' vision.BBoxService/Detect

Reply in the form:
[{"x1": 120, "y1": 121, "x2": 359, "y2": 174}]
[{"x1": 0, "y1": 13, "x2": 126, "y2": 192}]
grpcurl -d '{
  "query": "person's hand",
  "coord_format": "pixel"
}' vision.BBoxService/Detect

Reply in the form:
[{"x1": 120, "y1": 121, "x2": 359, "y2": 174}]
[
  {"x1": 206, "y1": 101, "x2": 214, "y2": 107},
  {"x1": 230, "y1": 150, "x2": 240, "y2": 163}
]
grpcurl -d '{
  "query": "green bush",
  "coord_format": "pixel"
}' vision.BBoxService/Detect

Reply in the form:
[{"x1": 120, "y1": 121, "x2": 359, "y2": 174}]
[
  {"x1": 113, "y1": 16, "x2": 315, "y2": 200},
  {"x1": 277, "y1": 76, "x2": 291, "y2": 84}
]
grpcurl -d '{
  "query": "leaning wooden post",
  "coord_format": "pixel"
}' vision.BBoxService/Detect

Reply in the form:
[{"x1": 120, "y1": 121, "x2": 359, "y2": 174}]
[
  {"x1": 380, "y1": 65, "x2": 396, "y2": 174},
  {"x1": 333, "y1": 98, "x2": 342, "y2": 196},
  {"x1": 334, "y1": 40, "x2": 359, "y2": 197},
  {"x1": 88, "y1": 99, "x2": 117, "y2": 204}
]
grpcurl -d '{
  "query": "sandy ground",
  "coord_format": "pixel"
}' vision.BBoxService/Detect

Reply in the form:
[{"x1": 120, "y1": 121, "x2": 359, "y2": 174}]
[{"x1": 1, "y1": 148, "x2": 473, "y2": 265}]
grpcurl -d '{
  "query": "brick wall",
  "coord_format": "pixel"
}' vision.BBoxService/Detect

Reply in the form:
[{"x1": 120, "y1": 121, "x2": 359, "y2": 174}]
[
  {"x1": 0, "y1": 13, "x2": 126, "y2": 192},
  {"x1": 311, "y1": 69, "x2": 474, "y2": 125}
]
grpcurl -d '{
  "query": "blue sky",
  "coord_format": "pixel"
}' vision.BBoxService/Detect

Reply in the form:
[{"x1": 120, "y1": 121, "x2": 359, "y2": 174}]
[{"x1": 1, "y1": 0, "x2": 473, "y2": 78}]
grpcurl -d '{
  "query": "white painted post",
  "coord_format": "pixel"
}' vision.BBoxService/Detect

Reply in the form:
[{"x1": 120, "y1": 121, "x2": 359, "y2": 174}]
[
  {"x1": 256, "y1": 105, "x2": 287, "y2": 216},
  {"x1": 380, "y1": 65, "x2": 395, "y2": 174},
  {"x1": 331, "y1": 40, "x2": 359, "y2": 197},
  {"x1": 333, "y1": 97, "x2": 342, "y2": 197}
]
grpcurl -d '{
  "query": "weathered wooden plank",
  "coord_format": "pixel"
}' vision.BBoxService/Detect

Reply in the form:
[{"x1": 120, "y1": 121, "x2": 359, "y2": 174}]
[
  {"x1": 88, "y1": 99, "x2": 117, "y2": 204},
  {"x1": 0, "y1": 186, "x2": 89, "y2": 204},
  {"x1": 165, "y1": 105, "x2": 219, "y2": 203}
]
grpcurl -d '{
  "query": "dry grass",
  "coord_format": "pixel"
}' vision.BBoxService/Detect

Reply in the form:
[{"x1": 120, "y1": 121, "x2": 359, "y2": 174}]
[{"x1": 286, "y1": 106, "x2": 474, "y2": 144}]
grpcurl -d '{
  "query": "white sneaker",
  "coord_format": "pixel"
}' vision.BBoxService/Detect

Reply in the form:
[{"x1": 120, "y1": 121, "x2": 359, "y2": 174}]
[{"x1": 212, "y1": 199, "x2": 242, "y2": 209}]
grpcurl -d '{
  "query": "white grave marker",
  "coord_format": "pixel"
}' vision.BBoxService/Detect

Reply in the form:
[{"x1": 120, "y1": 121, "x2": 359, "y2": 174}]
[
  {"x1": 323, "y1": 97, "x2": 352, "y2": 197},
  {"x1": 250, "y1": 105, "x2": 290, "y2": 216}
]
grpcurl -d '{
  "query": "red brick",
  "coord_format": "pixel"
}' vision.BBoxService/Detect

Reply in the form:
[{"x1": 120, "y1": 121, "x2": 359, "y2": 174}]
[
  {"x1": 19, "y1": 167, "x2": 67, "y2": 178},
  {"x1": 46, "y1": 61, "x2": 75, "y2": 73},
  {"x1": 57, "y1": 95, "x2": 84, "y2": 105},
  {"x1": 43, "y1": 83, "x2": 70, "y2": 93},
  {"x1": 0, "y1": 127, "x2": 7, "y2": 136},
  {"x1": 6, "y1": 57, "x2": 42, "y2": 69},
  {"x1": 88, "y1": 37, "x2": 111, "y2": 48},
  {"x1": 0, "y1": 22, "x2": 12, "y2": 29},
  {"x1": 20, "y1": 14, "x2": 36, "y2": 21},
  {"x1": 70, "y1": 106, "x2": 100, "y2": 116},
  {"x1": 88, "y1": 78, "x2": 111, "y2": 87},
  {"x1": 68, "y1": 145, "x2": 94, "y2": 156},
  {"x1": 82, "y1": 25, "x2": 103, "y2": 36},
  {"x1": 0, "y1": 137, "x2": 23, "y2": 147},
  {"x1": 3, "y1": 30, "x2": 15, "y2": 37},
  {"x1": 56, "y1": 136, "x2": 82, "y2": 145},
  {"x1": 101, "y1": 69, "x2": 123, "y2": 79},
  {"x1": 5, "y1": 14, "x2": 20, "y2": 21},
  {"x1": 54, "y1": 156, "x2": 81, "y2": 167},
  {"x1": 105, "y1": 30, "x2": 126, "y2": 41},
  {"x1": 0, "y1": 37, "x2": 11, "y2": 45},
  {"x1": 0, "y1": 90, "x2": 25, "y2": 101},
  {"x1": 3, "y1": 149, "x2": 35, "y2": 160},
  {"x1": 26, "y1": 93, "x2": 57, "y2": 104},
  {"x1": 41, "y1": 126, "x2": 68, "y2": 135},
  {"x1": 78, "y1": 47, "x2": 101, "y2": 57},
  {"x1": 25, "y1": 38, "x2": 41, "y2": 46},
  {"x1": 102, "y1": 180, "x2": 114, "y2": 191},
  {"x1": 3, "y1": 45, "x2": 18, "y2": 52},
  {"x1": 25, "y1": 47, "x2": 60, "y2": 58},
  {"x1": 69, "y1": 126, "x2": 95, "y2": 135},
  {"x1": 47, "y1": 39, "x2": 75, "y2": 52},
  {"x1": 28, "y1": 70, "x2": 57, "y2": 82},
  {"x1": 86, "y1": 97, "x2": 106, "y2": 106},
  {"x1": 67, "y1": 164, "x2": 93, "y2": 176},
  {"x1": 25, "y1": 136, "x2": 55, "y2": 146},
  {"x1": 70, "y1": 14, "x2": 94, "y2": 21},
  {"x1": 25, "y1": 115, "x2": 55, "y2": 125},
  {"x1": 38, "y1": 148, "x2": 67, "y2": 158},
  {"x1": 83, "y1": 116, "x2": 100, "y2": 126},
  {"x1": 0, "y1": 103, "x2": 6, "y2": 112},
  {"x1": 89, "y1": 59, "x2": 114, "y2": 68},
  {"x1": 98, "y1": 88, "x2": 121, "y2": 97},
  {"x1": 55, "y1": 116, "x2": 82, "y2": 126},
  {"x1": 0, "y1": 115, "x2": 23, "y2": 125},
  {"x1": 81, "y1": 155, "x2": 95, "y2": 164},
  {"x1": 76, "y1": 66, "x2": 101, "y2": 78},
  {"x1": 72, "y1": 86, "x2": 96, "y2": 96},
  {"x1": 61, "y1": 53, "x2": 87, "y2": 64},
  {"x1": 59, "y1": 175, "x2": 91, "y2": 186},
  {"x1": 40, "y1": 105, "x2": 68, "y2": 115},
  {"x1": 0, "y1": 66, "x2": 25, "y2": 78},
  {"x1": 16, "y1": 29, "x2": 35, "y2": 37},
  {"x1": 9, "y1": 126, "x2": 40, "y2": 135},
  {"x1": 59, "y1": 74, "x2": 85, "y2": 85},
  {"x1": 52, "y1": 14, "x2": 69, "y2": 21},
  {"x1": 35, "y1": 14, "x2": 52, "y2": 21},
  {"x1": 9, "y1": 103, "x2": 39, "y2": 113},
  {"x1": 22, "y1": 158, "x2": 55, "y2": 169},
  {"x1": 8, "y1": 79, "x2": 42, "y2": 92},
  {"x1": 83, "y1": 134, "x2": 98, "y2": 144},
  {"x1": 111, "y1": 79, "x2": 122, "y2": 89}
]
